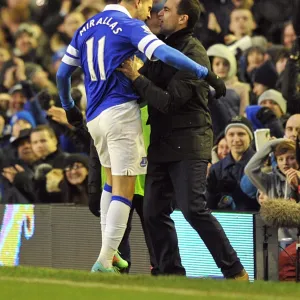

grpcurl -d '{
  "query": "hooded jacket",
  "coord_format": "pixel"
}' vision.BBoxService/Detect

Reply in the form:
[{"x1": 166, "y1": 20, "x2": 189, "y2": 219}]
[
  {"x1": 207, "y1": 44, "x2": 250, "y2": 115},
  {"x1": 244, "y1": 138, "x2": 297, "y2": 200}
]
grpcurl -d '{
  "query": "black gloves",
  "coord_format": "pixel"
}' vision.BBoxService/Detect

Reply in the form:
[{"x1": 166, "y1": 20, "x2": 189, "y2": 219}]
[
  {"x1": 20, "y1": 80, "x2": 35, "y2": 99},
  {"x1": 65, "y1": 105, "x2": 84, "y2": 128},
  {"x1": 256, "y1": 107, "x2": 277, "y2": 124},
  {"x1": 206, "y1": 70, "x2": 226, "y2": 99}
]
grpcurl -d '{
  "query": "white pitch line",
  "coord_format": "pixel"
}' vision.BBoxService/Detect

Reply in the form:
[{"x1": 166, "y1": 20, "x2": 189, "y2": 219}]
[{"x1": 0, "y1": 276, "x2": 297, "y2": 300}]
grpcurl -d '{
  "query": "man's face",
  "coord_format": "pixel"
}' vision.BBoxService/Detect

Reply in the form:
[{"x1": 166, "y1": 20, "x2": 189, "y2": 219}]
[
  {"x1": 10, "y1": 92, "x2": 26, "y2": 112},
  {"x1": 229, "y1": 9, "x2": 255, "y2": 37},
  {"x1": 15, "y1": 32, "x2": 35, "y2": 55},
  {"x1": 276, "y1": 150, "x2": 298, "y2": 174},
  {"x1": 18, "y1": 139, "x2": 36, "y2": 163},
  {"x1": 136, "y1": 0, "x2": 152, "y2": 22},
  {"x1": 226, "y1": 127, "x2": 250, "y2": 156},
  {"x1": 158, "y1": 0, "x2": 184, "y2": 36},
  {"x1": 285, "y1": 115, "x2": 300, "y2": 141},
  {"x1": 260, "y1": 99, "x2": 283, "y2": 118},
  {"x1": 212, "y1": 57, "x2": 230, "y2": 80},
  {"x1": 30, "y1": 130, "x2": 57, "y2": 159}
]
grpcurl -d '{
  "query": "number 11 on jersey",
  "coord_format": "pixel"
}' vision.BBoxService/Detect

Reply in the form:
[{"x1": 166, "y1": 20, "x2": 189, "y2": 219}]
[{"x1": 86, "y1": 36, "x2": 106, "y2": 81}]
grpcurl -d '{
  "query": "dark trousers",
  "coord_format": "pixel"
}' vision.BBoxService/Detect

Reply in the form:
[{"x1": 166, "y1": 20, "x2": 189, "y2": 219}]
[
  {"x1": 118, "y1": 194, "x2": 158, "y2": 274},
  {"x1": 143, "y1": 159, "x2": 244, "y2": 278}
]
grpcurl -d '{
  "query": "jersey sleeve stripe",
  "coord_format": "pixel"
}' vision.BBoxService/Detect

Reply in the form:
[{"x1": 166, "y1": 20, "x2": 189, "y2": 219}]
[
  {"x1": 137, "y1": 35, "x2": 158, "y2": 53},
  {"x1": 67, "y1": 45, "x2": 79, "y2": 58},
  {"x1": 145, "y1": 40, "x2": 165, "y2": 60},
  {"x1": 62, "y1": 55, "x2": 81, "y2": 67}
]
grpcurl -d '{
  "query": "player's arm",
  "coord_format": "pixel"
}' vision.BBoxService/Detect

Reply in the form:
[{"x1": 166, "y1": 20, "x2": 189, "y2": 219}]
[
  {"x1": 131, "y1": 25, "x2": 225, "y2": 97},
  {"x1": 56, "y1": 43, "x2": 83, "y2": 127}
]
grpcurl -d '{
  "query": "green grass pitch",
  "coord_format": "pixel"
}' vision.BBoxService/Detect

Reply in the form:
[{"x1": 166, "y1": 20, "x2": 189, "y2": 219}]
[{"x1": 0, "y1": 266, "x2": 300, "y2": 300}]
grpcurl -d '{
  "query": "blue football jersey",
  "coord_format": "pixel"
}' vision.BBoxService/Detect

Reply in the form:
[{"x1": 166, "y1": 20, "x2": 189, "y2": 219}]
[{"x1": 62, "y1": 4, "x2": 165, "y2": 122}]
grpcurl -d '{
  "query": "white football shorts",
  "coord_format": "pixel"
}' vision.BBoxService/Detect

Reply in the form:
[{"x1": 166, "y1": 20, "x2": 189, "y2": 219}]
[{"x1": 87, "y1": 101, "x2": 147, "y2": 176}]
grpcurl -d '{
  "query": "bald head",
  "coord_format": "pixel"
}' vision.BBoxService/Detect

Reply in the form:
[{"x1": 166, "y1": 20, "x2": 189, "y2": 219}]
[{"x1": 285, "y1": 114, "x2": 300, "y2": 141}]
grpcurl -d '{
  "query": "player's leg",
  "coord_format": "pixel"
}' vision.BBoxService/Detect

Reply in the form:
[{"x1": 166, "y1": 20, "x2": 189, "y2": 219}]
[
  {"x1": 93, "y1": 102, "x2": 147, "y2": 272},
  {"x1": 100, "y1": 167, "x2": 112, "y2": 245},
  {"x1": 98, "y1": 175, "x2": 136, "y2": 268},
  {"x1": 169, "y1": 159, "x2": 248, "y2": 280},
  {"x1": 87, "y1": 112, "x2": 119, "y2": 273}
]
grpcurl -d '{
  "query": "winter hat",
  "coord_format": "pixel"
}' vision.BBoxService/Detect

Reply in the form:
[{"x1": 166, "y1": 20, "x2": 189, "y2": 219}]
[
  {"x1": 63, "y1": 154, "x2": 89, "y2": 170},
  {"x1": 254, "y1": 61, "x2": 278, "y2": 89},
  {"x1": 214, "y1": 130, "x2": 226, "y2": 146},
  {"x1": 207, "y1": 44, "x2": 237, "y2": 80},
  {"x1": 10, "y1": 110, "x2": 36, "y2": 128},
  {"x1": 258, "y1": 89, "x2": 287, "y2": 114},
  {"x1": 225, "y1": 116, "x2": 254, "y2": 141},
  {"x1": 8, "y1": 83, "x2": 24, "y2": 95}
]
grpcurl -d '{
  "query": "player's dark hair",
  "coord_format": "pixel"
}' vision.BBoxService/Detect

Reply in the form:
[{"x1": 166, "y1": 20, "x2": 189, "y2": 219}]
[{"x1": 177, "y1": 0, "x2": 203, "y2": 29}]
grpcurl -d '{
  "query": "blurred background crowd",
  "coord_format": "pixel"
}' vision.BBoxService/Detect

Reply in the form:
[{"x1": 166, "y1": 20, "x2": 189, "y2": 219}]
[{"x1": 0, "y1": 0, "x2": 299, "y2": 224}]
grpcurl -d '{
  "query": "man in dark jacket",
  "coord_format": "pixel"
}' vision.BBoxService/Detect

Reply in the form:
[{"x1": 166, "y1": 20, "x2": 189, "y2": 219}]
[
  {"x1": 118, "y1": 0, "x2": 247, "y2": 279},
  {"x1": 207, "y1": 116, "x2": 259, "y2": 211}
]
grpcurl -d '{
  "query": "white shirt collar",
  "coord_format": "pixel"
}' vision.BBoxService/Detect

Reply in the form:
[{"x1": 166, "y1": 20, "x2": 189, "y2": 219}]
[{"x1": 103, "y1": 4, "x2": 132, "y2": 19}]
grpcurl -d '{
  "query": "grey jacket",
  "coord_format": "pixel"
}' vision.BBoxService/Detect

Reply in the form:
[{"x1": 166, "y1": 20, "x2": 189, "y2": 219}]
[
  {"x1": 244, "y1": 139, "x2": 295, "y2": 200},
  {"x1": 245, "y1": 138, "x2": 298, "y2": 241}
]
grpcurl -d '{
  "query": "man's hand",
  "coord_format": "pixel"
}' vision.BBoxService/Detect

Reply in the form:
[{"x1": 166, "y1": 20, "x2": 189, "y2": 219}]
[
  {"x1": 205, "y1": 70, "x2": 226, "y2": 99},
  {"x1": 117, "y1": 56, "x2": 143, "y2": 81},
  {"x1": 2, "y1": 165, "x2": 25, "y2": 183},
  {"x1": 48, "y1": 106, "x2": 69, "y2": 125}
]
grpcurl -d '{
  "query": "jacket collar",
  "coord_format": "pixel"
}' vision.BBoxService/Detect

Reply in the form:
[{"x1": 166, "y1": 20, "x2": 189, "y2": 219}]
[
  {"x1": 162, "y1": 27, "x2": 194, "y2": 47},
  {"x1": 223, "y1": 147, "x2": 255, "y2": 169}
]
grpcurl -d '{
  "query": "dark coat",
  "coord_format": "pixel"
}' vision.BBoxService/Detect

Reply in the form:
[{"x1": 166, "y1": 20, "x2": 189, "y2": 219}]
[
  {"x1": 133, "y1": 28, "x2": 213, "y2": 162},
  {"x1": 206, "y1": 147, "x2": 259, "y2": 211}
]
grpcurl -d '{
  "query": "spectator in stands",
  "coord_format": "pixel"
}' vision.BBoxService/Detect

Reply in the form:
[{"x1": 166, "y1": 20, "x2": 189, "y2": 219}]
[
  {"x1": 25, "y1": 63, "x2": 57, "y2": 94},
  {"x1": 1, "y1": 128, "x2": 37, "y2": 204},
  {"x1": 225, "y1": 8, "x2": 256, "y2": 45},
  {"x1": 62, "y1": 154, "x2": 89, "y2": 204},
  {"x1": 0, "y1": 93, "x2": 11, "y2": 114},
  {"x1": 207, "y1": 43, "x2": 250, "y2": 115},
  {"x1": 245, "y1": 139, "x2": 299, "y2": 199},
  {"x1": 255, "y1": 90, "x2": 288, "y2": 138},
  {"x1": 282, "y1": 37, "x2": 300, "y2": 115},
  {"x1": 206, "y1": 116, "x2": 259, "y2": 211},
  {"x1": 46, "y1": 153, "x2": 89, "y2": 205},
  {"x1": 10, "y1": 110, "x2": 36, "y2": 140},
  {"x1": 282, "y1": 21, "x2": 297, "y2": 50},
  {"x1": 285, "y1": 114, "x2": 300, "y2": 142},
  {"x1": 211, "y1": 131, "x2": 230, "y2": 165},
  {"x1": 30, "y1": 125, "x2": 69, "y2": 203},
  {"x1": 253, "y1": 60, "x2": 279, "y2": 98}
]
